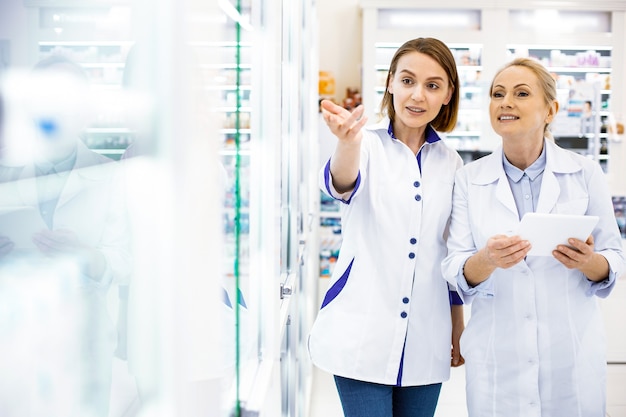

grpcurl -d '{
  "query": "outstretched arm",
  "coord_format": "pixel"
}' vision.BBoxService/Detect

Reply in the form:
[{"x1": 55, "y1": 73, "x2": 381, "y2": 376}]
[{"x1": 320, "y1": 99, "x2": 367, "y2": 194}]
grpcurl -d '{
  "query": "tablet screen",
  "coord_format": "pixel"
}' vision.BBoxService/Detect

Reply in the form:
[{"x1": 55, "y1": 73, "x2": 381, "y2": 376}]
[
  {"x1": 517, "y1": 213, "x2": 599, "y2": 257},
  {"x1": 0, "y1": 206, "x2": 48, "y2": 249}
]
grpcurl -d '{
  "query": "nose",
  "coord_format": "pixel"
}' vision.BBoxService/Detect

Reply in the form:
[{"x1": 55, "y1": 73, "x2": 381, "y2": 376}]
[
  {"x1": 411, "y1": 84, "x2": 424, "y2": 101},
  {"x1": 500, "y1": 93, "x2": 513, "y2": 108}
]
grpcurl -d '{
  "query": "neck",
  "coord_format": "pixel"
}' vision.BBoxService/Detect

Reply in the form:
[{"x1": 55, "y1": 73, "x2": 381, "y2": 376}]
[
  {"x1": 394, "y1": 123, "x2": 427, "y2": 155},
  {"x1": 503, "y1": 138, "x2": 544, "y2": 170}
]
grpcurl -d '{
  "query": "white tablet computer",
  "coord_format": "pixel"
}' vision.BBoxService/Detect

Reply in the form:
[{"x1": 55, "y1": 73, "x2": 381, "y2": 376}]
[
  {"x1": 517, "y1": 213, "x2": 599, "y2": 257},
  {"x1": 0, "y1": 206, "x2": 48, "y2": 249}
]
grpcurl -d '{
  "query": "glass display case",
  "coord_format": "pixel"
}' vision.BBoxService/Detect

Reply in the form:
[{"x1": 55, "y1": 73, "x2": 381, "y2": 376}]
[
  {"x1": 211, "y1": 0, "x2": 319, "y2": 416},
  {"x1": 11, "y1": 0, "x2": 318, "y2": 415}
]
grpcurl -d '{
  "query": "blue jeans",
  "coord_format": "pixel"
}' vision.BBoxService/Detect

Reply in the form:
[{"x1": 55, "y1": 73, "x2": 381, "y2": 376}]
[{"x1": 334, "y1": 375, "x2": 442, "y2": 417}]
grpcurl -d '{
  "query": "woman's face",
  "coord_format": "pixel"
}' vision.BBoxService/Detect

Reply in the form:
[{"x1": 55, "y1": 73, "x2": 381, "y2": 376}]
[
  {"x1": 387, "y1": 51, "x2": 452, "y2": 135},
  {"x1": 489, "y1": 65, "x2": 555, "y2": 144}
]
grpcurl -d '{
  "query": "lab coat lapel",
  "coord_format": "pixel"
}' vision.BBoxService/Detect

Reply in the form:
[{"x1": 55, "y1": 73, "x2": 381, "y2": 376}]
[
  {"x1": 494, "y1": 170, "x2": 519, "y2": 217},
  {"x1": 535, "y1": 140, "x2": 580, "y2": 214},
  {"x1": 478, "y1": 150, "x2": 518, "y2": 217},
  {"x1": 536, "y1": 169, "x2": 559, "y2": 214},
  {"x1": 15, "y1": 164, "x2": 40, "y2": 207},
  {"x1": 55, "y1": 142, "x2": 109, "y2": 210}
]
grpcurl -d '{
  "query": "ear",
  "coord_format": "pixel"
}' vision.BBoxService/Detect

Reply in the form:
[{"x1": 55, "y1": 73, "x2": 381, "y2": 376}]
[
  {"x1": 546, "y1": 101, "x2": 559, "y2": 123},
  {"x1": 443, "y1": 86, "x2": 454, "y2": 106},
  {"x1": 387, "y1": 73, "x2": 394, "y2": 94}
]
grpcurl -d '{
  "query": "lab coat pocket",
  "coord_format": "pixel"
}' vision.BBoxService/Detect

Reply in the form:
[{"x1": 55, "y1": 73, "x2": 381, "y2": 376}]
[
  {"x1": 320, "y1": 257, "x2": 354, "y2": 309},
  {"x1": 459, "y1": 321, "x2": 494, "y2": 364},
  {"x1": 554, "y1": 197, "x2": 589, "y2": 215}
]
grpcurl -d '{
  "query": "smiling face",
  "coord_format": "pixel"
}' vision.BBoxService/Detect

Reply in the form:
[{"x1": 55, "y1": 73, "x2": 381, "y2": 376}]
[
  {"x1": 387, "y1": 51, "x2": 453, "y2": 139},
  {"x1": 489, "y1": 65, "x2": 557, "y2": 145}
]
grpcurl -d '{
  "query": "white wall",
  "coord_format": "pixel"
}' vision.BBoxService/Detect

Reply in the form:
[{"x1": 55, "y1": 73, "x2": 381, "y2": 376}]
[
  {"x1": 0, "y1": 0, "x2": 30, "y2": 69},
  {"x1": 316, "y1": 0, "x2": 362, "y2": 105}
]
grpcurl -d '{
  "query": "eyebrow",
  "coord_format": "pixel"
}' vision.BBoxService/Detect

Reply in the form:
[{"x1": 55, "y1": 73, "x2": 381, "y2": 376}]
[
  {"x1": 398, "y1": 68, "x2": 445, "y2": 82},
  {"x1": 494, "y1": 83, "x2": 531, "y2": 89}
]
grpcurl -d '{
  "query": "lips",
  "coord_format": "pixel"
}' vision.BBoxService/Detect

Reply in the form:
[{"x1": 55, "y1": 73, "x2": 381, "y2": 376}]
[
  {"x1": 407, "y1": 106, "x2": 426, "y2": 113},
  {"x1": 498, "y1": 115, "x2": 519, "y2": 121}
]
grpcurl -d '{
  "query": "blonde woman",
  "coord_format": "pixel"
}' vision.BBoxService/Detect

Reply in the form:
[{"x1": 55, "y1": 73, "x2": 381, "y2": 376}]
[{"x1": 443, "y1": 57, "x2": 625, "y2": 416}]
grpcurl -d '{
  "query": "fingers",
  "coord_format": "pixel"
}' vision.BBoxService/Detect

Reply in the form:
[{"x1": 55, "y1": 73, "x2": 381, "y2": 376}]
[
  {"x1": 321, "y1": 100, "x2": 367, "y2": 139},
  {"x1": 320, "y1": 99, "x2": 348, "y2": 115},
  {"x1": 32, "y1": 229, "x2": 81, "y2": 253},
  {"x1": 553, "y1": 237, "x2": 593, "y2": 269},
  {"x1": 0, "y1": 236, "x2": 14, "y2": 257},
  {"x1": 451, "y1": 349, "x2": 465, "y2": 367},
  {"x1": 485, "y1": 235, "x2": 531, "y2": 269}
]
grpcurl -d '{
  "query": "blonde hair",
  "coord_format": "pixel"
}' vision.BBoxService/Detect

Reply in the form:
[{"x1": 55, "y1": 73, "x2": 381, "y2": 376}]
[
  {"x1": 490, "y1": 57, "x2": 558, "y2": 138},
  {"x1": 379, "y1": 37, "x2": 459, "y2": 132}
]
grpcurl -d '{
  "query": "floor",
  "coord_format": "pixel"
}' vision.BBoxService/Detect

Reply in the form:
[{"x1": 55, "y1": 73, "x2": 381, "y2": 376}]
[{"x1": 309, "y1": 364, "x2": 626, "y2": 417}]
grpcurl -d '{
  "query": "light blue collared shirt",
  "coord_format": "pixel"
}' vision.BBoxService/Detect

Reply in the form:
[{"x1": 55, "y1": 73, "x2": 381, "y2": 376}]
[{"x1": 502, "y1": 144, "x2": 546, "y2": 220}]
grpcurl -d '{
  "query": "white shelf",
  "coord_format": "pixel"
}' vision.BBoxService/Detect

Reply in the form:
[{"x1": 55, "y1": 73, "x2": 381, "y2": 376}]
[
  {"x1": 220, "y1": 149, "x2": 252, "y2": 156},
  {"x1": 547, "y1": 66, "x2": 612, "y2": 73},
  {"x1": 86, "y1": 127, "x2": 134, "y2": 134},
  {"x1": 38, "y1": 41, "x2": 134, "y2": 47},
  {"x1": 206, "y1": 84, "x2": 252, "y2": 90},
  {"x1": 215, "y1": 107, "x2": 253, "y2": 113},
  {"x1": 220, "y1": 128, "x2": 252, "y2": 134}
]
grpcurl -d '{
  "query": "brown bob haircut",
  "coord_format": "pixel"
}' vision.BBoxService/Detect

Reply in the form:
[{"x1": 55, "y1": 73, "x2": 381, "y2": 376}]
[{"x1": 379, "y1": 37, "x2": 460, "y2": 133}]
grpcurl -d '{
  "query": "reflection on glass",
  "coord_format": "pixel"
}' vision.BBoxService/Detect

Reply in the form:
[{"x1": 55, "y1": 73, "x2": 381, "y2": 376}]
[
  {"x1": 0, "y1": 1, "x2": 231, "y2": 416},
  {"x1": 0, "y1": 55, "x2": 131, "y2": 417}
]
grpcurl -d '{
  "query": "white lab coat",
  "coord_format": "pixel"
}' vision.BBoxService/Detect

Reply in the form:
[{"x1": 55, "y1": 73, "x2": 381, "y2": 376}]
[
  {"x1": 0, "y1": 141, "x2": 131, "y2": 286},
  {"x1": 442, "y1": 139, "x2": 626, "y2": 416},
  {"x1": 0, "y1": 140, "x2": 131, "y2": 416},
  {"x1": 308, "y1": 118, "x2": 463, "y2": 386}
]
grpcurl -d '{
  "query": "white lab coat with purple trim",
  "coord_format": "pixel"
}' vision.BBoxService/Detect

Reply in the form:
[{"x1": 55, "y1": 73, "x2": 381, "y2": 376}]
[
  {"x1": 308, "y1": 117, "x2": 463, "y2": 386},
  {"x1": 442, "y1": 139, "x2": 626, "y2": 416}
]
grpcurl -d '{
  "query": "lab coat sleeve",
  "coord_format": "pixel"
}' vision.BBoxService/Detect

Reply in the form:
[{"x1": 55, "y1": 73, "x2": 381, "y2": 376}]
[
  {"x1": 81, "y1": 263, "x2": 114, "y2": 290},
  {"x1": 318, "y1": 134, "x2": 370, "y2": 205},
  {"x1": 581, "y1": 162, "x2": 626, "y2": 298},
  {"x1": 319, "y1": 158, "x2": 362, "y2": 204},
  {"x1": 442, "y1": 167, "x2": 495, "y2": 304},
  {"x1": 95, "y1": 165, "x2": 132, "y2": 287},
  {"x1": 448, "y1": 286, "x2": 463, "y2": 305}
]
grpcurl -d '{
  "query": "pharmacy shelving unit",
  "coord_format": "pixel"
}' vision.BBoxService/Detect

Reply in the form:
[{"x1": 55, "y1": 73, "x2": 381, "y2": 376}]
[
  {"x1": 507, "y1": 45, "x2": 612, "y2": 171},
  {"x1": 26, "y1": 3, "x2": 135, "y2": 160},
  {"x1": 358, "y1": 0, "x2": 626, "y2": 172}
]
